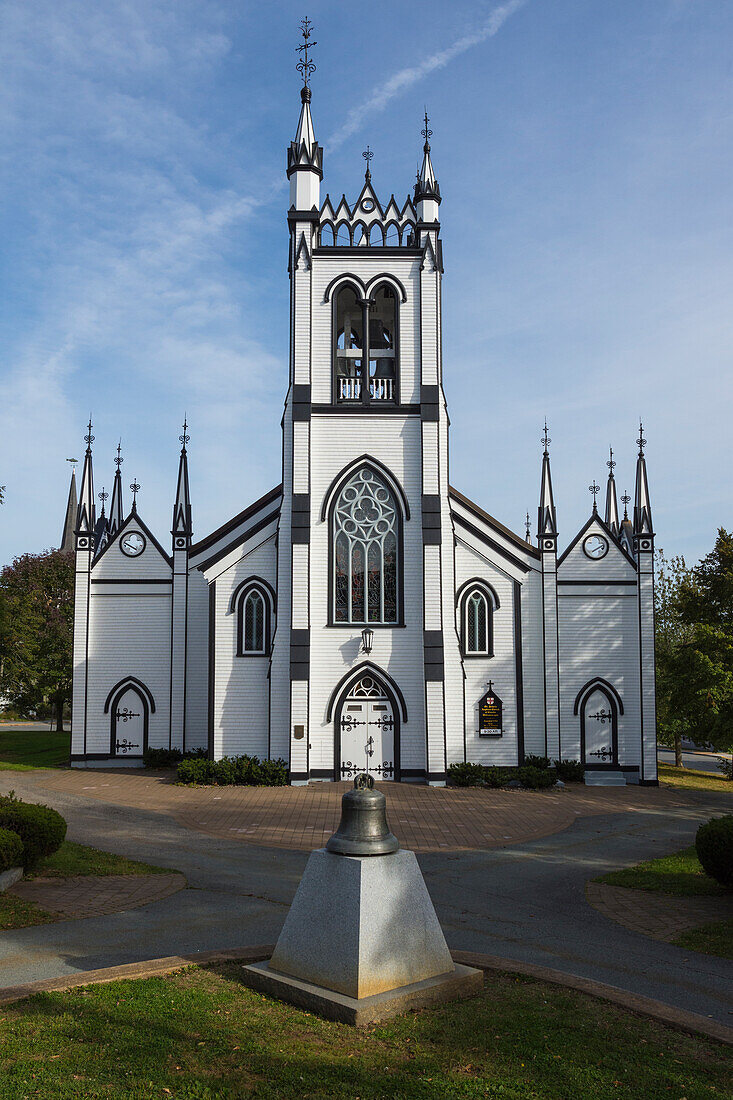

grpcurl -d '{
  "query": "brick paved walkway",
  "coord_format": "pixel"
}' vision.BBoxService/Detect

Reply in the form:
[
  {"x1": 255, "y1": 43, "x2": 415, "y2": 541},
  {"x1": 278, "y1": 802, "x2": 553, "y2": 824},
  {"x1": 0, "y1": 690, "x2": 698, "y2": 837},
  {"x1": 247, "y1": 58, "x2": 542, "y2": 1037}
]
[
  {"x1": 586, "y1": 882, "x2": 733, "y2": 943},
  {"x1": 38, "y1": 770, "x2": 690, "y2": 853},
  {"x1": 9, "y1": 874, "x2": 186, "y2": 920}
]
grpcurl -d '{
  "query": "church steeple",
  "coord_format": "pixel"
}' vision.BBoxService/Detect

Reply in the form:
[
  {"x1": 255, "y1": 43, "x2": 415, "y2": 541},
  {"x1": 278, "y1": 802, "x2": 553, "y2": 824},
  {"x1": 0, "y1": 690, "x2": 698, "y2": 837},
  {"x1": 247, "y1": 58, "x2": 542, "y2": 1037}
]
[
  {"x1": 414, "y1": 110, "x2": 441, "y2": 222},
  {"x1": 633, "y1": 422, "x2": 653, "y2": 537},
  {"x1": 537, "y1": 421, "x2": 557, "y2": 547},
  {"x1": 108, "y1": 441, "x2": 124, "y2": 537},
  {"x1": 287, "y1": 18, "x2": 322, "y2": 211},
  {"x1": 60, "y1": 459, "x2": 78, "y2": 552},
  {"x1": 605, "y1": 447, "x2": 620, "y2": 537},
  {"x1": 172, "y1": 419, "x2": 192, "y2": 546},
  {"x1": 75, "y1": 419, "x2": 96, "y2": 544}
]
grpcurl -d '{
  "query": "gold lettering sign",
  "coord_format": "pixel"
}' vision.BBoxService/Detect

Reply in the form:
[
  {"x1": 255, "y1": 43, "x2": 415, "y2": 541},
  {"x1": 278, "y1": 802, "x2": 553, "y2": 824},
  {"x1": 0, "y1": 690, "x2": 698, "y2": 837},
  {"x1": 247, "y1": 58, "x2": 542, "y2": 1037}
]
[{"x1": 478, "y1": 686, "x2": 503, "y2": 737}]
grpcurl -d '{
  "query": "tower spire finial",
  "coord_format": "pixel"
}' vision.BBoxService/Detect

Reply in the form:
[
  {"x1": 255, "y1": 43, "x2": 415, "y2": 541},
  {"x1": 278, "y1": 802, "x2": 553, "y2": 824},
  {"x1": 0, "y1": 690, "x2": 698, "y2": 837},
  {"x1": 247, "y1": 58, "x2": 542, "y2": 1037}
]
[
  {"x1": 589, "y1": 479, "x2": 600, "y2": 514},
  {"x1": 621, "y1": 490, "x2": 630, "y2": 520},
  {"x1": 98, "y1": 487, "x2": 108, "y2": 517},
  {"x1": 296, "y1": 16, "x2": 316, "y2": 93},
  {"x1": 637, "y1": 419, "x2": 646, "y2": 457},
  {"x1": 414, "y1": 108, "x2": 440, "y2": 207},
  {"x1": 541, "y1": 419, "x2": 551, "y2": 456},
  {"x1": 525, "y1": 510, "x2": 531, "y2": 544},
  {"x1": 605, "y1": 446, "x2": 620, "y2": 536},
  {"x1": 130, "y1": 479, "x2": 140, "y2": 513},
  {"x1": 422, "y1": 108, "x2": 432, "y2": 153},
  {"x1": 362, "y1": 145, "x2": 373, "y2": 183},
  {"x1": 84, "y1": 416, "x2": 94, "y2": 454},
  {"x1": 179, "y1": 416, "x2": 190, "y2": 454}
]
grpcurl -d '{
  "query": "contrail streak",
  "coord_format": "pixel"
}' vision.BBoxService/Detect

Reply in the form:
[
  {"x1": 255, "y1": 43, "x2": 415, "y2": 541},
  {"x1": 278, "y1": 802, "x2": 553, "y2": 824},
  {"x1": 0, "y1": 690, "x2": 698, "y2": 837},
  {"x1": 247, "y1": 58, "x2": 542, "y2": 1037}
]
[{"x1": 327, "y1": 0, "x2": 528, "y2": 150}]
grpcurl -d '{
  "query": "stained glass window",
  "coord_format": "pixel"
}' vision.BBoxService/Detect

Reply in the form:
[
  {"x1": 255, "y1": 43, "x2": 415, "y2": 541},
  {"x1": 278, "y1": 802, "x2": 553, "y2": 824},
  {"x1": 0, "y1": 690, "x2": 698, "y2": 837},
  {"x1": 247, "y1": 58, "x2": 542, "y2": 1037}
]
[
  {"x1": 333, "y1": 468, "x2": 399, "y2": 623},
  {"x1": 465, "y1": 589, "x2": 489, "y2": 654},
  {"x1": 243, "y1": 590, "x2": 265, "y2": 653}
]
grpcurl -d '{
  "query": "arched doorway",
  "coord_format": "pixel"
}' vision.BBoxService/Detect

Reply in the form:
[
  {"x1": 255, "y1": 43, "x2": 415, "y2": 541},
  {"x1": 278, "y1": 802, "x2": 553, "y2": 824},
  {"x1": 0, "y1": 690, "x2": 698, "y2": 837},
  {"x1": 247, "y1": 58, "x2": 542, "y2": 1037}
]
[
  {"x1": 580, "y1": 686, "x2": 619, "y2": 767},
  {"x1": 336, "y1": 674, "x2": 397, "y2": 781},
  {"x1": 105, "y1": 678, "x2": 154, "y2": 759}
]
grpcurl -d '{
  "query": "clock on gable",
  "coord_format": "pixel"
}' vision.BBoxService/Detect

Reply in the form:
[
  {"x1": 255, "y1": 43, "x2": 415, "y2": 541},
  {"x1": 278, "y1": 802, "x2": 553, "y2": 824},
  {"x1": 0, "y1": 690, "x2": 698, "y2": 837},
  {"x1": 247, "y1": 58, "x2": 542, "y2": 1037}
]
[
  {"x1": 121, "y1": 532, "x2": 145, "y2": 557},
  {"x1": 583, "y1": 534, "x2": 608, "y2": 560}
]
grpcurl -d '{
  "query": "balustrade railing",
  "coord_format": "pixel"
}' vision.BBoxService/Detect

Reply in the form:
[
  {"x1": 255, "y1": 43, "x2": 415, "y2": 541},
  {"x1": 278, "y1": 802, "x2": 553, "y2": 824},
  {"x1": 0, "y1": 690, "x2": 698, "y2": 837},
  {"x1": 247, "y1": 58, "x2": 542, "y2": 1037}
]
[{"x1": 337, "y1": 377, "x2": 394, "y2": 402}]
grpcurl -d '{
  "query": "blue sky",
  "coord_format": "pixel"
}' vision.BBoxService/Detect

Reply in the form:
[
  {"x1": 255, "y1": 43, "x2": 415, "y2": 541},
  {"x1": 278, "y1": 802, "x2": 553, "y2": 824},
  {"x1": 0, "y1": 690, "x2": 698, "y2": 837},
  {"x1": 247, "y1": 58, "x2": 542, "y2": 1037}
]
[{"x1": 0, "y1": 0, "x2": 731, "y2": 568}]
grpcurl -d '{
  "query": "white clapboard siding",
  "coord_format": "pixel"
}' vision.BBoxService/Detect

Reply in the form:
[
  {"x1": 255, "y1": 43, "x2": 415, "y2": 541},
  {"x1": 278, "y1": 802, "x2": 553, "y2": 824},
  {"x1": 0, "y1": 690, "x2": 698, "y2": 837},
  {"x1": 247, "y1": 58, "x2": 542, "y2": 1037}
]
[
  {"x1": 184, "y1": 568, "x2": 209, "y2": 750},
  {"x1": 558, "y1": 519, "x2": 637, "y2": 582}
]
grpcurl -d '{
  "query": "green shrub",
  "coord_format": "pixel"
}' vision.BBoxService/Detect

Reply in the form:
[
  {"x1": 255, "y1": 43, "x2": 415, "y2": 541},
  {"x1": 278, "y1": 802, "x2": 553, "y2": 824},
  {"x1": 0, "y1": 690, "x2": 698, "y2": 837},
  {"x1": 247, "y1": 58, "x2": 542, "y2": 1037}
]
[
  {"x1": 523, "y1": 754, "x2": 551, "y2": 770},
  {"x1": 0, "y1": 827, "x2": 23, "y2": 872},
  {"x1": 484, "y1": 766, "x2": 513, "y2": 788},
  {"x1": 517, "y1": 765, "x2": 555, "y2": 790},
  {"x1": 177, "y1": 754, "x2": 288, "y2": 787},
  {"x1": 695, "y1": 816, "x2": 733, "y2": 887},
  {"x1": 447, "y1": 762, "x2": 486, "y2": 787},
  {"x1": 554, "y1": 759, "x2": 585, "y2": 782},
  {"x1": 0, "y1": 798, "x2": 66, "y2": 869},
  {"x1": 144, "y1": 746, "x2": 209, "y2": 768}
]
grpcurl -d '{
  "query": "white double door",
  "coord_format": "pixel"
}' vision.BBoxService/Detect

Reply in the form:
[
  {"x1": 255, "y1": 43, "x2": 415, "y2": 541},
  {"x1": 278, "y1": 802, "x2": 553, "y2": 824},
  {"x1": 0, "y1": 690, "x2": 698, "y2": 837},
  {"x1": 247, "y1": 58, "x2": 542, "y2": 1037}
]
[{"x1": 340, "y1": 691, "x2": 395, "y2": 781}]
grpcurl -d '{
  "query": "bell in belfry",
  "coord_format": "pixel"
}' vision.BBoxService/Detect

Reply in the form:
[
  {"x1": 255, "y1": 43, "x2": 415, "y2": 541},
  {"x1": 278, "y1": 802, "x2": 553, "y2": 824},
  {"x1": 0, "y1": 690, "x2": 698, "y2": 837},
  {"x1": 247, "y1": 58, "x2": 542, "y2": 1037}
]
[
  {"x1": 242, "y1": 772, "x2": 482, "y2": 1023},
  {"x1": 326, "y1": 774, "x2": 399, "y2": 856}
]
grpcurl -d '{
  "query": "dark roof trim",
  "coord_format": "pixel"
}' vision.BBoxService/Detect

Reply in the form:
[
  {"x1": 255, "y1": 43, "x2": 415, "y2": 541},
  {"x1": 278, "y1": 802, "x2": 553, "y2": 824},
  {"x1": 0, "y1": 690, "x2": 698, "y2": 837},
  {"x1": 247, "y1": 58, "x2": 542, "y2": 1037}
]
[
  {"x1": 92, "y1": 509, "x2": 172, "y2": 570},
  {"x1": 196, "y1": 510, "x2": 279, "y2": 574},
  {"x1": 190, "y1": 485, "x2": 282, "y2": 558},
  {"x1": 449, "y1": 487, "x2": 540, "y2": 560},
  {"x1": 453, "y1": 514, "x2": 531, "y2": 574}
]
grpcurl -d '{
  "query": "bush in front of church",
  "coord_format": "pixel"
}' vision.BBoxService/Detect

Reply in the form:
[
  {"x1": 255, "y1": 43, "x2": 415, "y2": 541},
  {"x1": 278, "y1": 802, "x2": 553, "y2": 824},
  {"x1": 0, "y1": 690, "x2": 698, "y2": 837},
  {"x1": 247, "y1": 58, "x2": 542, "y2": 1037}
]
[
  {"x1": 177, "y1": 754, "x2": 288, "y2": 787},
  {"x1": 695, "y1": 815, "x2": 733, "y2": 887},
  {"x1": 0, "y1": 827, "x2": 24, "y2": 872},
  {"x1": 0, "y1": 795, "x2": 66, "y2": 869},
  {"x1": 553, "y1": 759, "x2": 586, "y2": 782},
  {"x1": 517, "y1": 765, "x2": 555, "y2": 790}
]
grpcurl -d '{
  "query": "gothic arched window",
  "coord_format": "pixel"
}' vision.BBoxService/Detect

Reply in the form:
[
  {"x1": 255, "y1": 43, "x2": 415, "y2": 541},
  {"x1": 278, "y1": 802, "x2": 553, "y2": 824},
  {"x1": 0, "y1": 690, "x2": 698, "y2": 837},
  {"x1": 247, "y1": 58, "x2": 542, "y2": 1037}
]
[
  {"x1": 333, "y1": 468, "x2": 399, "y2": 624},
  {"x1": 334, "y1": 283, "x2": 397, "y2": 404},
  {"x1": 459, "y1": 583, "x2": 495, "y2": 657},
  {"x1": 235, "y1": 581, "x2": 274, "y2": 656}
]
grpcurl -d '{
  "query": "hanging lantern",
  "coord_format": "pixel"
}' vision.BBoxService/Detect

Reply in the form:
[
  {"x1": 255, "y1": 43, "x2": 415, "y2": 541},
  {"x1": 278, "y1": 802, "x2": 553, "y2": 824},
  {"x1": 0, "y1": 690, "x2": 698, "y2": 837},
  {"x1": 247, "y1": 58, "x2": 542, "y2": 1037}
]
[{"x1": 361, "y1": 626, "x2": 374, "y2": 654}]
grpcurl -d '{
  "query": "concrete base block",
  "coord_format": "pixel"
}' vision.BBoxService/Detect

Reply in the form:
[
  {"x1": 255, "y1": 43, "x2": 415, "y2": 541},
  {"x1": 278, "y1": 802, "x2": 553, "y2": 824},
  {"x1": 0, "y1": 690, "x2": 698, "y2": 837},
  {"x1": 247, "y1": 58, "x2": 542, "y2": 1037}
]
[
  {"x1": 0, "y1": 867, "x2": 23, "y2": 894},
  {"x1": 269, "y1": 848, "x2": 454, "y2": 999},
  {"x1": 241, "y1": 959, "x2": 483, "y2": 1026},
  {"x1": 584, "y1": 770, "x2": 627, "y2": 786}
]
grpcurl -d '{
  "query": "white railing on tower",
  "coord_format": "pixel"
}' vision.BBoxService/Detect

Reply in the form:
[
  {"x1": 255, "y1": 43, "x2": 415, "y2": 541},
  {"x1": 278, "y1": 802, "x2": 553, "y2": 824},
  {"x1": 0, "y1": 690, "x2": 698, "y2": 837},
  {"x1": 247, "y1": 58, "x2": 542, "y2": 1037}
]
[{"x1": 337, "y1": 378, "x2": 394, "y2": 402}]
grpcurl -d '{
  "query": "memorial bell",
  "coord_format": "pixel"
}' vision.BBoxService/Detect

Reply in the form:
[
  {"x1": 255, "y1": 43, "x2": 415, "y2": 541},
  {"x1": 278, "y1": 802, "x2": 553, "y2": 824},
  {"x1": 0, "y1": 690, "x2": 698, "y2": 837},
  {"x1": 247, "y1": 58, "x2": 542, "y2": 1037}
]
[{"x1": 326, "y1": 775, "x2": 399, "y2": 856}]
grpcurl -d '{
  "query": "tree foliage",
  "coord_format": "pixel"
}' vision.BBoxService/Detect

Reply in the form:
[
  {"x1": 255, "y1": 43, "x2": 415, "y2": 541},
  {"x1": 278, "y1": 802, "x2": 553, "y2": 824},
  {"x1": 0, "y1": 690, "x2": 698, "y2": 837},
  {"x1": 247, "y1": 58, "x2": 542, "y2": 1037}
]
[
  {"x1": 655, "y1": 530, "x2": 733, "y2": 760},
  {"x1": 0, "y1": 550, "x2": 74, "y2": 729}
]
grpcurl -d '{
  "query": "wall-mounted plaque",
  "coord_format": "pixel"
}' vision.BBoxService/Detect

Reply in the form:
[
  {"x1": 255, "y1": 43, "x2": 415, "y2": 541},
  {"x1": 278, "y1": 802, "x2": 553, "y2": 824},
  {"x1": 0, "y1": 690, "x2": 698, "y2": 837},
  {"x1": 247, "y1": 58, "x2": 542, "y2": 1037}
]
[{"x1": 478, "y1": 682, "x2": 503, "y2": 737}]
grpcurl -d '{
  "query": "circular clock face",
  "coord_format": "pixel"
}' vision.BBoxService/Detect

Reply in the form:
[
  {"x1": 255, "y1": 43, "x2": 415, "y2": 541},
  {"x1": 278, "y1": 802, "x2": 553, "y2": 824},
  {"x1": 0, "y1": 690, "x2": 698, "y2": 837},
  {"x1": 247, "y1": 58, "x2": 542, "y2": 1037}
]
[
  {"x1": 121, "y1": 532, "x2": 145, "y2": 557},
  {"x1": 583, "y1": 534, "x2": 609, "y2": 560}
]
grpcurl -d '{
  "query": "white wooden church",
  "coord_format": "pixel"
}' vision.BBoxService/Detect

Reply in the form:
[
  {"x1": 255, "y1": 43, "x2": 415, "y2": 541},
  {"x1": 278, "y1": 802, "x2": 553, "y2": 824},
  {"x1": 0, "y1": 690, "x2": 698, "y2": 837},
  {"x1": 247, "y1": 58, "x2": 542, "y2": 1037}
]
[{"x1": 69, "y1": 53, "x2": 658, "y2": 786}]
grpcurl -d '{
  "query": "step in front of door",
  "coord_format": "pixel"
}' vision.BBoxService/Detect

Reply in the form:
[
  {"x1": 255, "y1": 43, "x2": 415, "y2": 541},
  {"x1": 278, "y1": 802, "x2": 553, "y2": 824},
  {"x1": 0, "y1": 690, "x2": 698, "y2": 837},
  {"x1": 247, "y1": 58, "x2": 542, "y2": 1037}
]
[{"x1": 584, "y1": 770, "x2": 627, "y2": 786}]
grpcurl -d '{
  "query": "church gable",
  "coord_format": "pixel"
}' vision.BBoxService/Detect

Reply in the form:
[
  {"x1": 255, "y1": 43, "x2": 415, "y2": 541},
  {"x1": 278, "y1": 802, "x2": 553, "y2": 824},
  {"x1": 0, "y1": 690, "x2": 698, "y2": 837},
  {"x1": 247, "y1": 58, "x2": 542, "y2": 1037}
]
[
  {"x1": 92, "y1": 512, "x2": 172, "y2": 580},
  {"x1": 557, "y1": 514, "x2": 637, "y2": 581}
]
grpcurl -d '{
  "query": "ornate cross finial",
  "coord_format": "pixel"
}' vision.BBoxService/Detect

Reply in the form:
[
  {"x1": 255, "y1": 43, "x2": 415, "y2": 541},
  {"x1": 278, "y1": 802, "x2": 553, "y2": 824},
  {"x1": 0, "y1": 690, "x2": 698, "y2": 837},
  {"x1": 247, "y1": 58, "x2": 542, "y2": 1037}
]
[
  {"x1": 98, "y1": 487, "x2": 108, "y2": 514},
  {"x1": 114, "y1": 440, "x2": 123, "y2": 469},
  {"x1": 179, "y1": 416, "x2": 190, "y2": 452},
  {"x1": 541, "y1": 419, "x2": 551, "y2": 455},
  {"x1": 84, "y1": 417, "x2": 94, "y2": 450},
  {"x1": 589, "y1": 480, "x2": 600, "y2": 512},
  {"x1": 525, "y1": 511, "x2": 531, "y2": 542},
  {"x1": 607, "y1": 446, "x2": 616, "y2": 475},
  {"x1": 421, "y1": 108, "x2": 432, "y2": 151},
  {"x1": 130, "y1": 479, "x2": 140, "y2": 510},
  {"x1": 362, "y1": 145, "x2": 373, "y2": 182},
  {"x1": 621, "y1": 490, "x2": 631, "y2": 520},
  {"x1": 637, "y1": 420, "x2": 646, "y2": 456},
  {"x1": 296, "y1": 17, "x2": 316, "y2": 88}
]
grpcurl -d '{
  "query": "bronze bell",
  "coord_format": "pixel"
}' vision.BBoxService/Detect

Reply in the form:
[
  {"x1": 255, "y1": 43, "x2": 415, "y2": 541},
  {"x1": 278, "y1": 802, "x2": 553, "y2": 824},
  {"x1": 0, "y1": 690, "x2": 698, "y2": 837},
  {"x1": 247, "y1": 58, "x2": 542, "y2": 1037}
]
[{"x1": 326, "y1": 775, "x2": 399, "y2": 856}]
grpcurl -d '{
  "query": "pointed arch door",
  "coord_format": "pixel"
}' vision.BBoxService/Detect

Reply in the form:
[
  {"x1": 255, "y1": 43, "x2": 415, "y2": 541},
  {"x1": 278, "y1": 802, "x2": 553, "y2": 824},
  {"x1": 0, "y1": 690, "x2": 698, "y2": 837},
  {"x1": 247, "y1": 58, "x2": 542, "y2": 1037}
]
[
  {"x1": 111, "y1": 686, "x2": 147, "y2": 758},
  {"x1": 337, "y1": 675, "x2": 396, "y2": 781},
  {"x1": 580, "y1": 688, "x2": 618, "y2": 766}
]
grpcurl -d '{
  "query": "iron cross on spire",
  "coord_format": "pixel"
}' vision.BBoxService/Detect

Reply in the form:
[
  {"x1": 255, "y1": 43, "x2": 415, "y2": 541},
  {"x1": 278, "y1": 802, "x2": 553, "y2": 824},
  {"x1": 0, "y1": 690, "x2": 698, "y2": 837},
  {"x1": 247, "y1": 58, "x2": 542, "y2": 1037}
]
[
  {"x1": 296, "y1": 16, "x2": 317, "y2": 87},
  {"x1": 422, "y1": 108, "x2": 432, "y2": 150},
  {"x1": 84, "y1": 417, "x2": 94, "y2": 450},
  {"x1": 115, "y1": 440, "x2": 123, "y2": 469},
  {"x1": 98, "y1": 487, "x2": 108, "y2": 513},
  {"x1": 589, "y1": 480, "x2": 600, "y2": 512},
  {"x1": 607, "y1": 447, "x2": 616, "y2": 475},
  {"x1": 525, "y1": 511, "x2": 531, "y2": 541},
  {"x1": 637, "y1": 420, "x2": 647, "y2": 456},
  {"x1": 130, "y1": 479, "x2": 140, "y2": 511},
  {"x1": 541, "y1": 419, "x2": 551, "y2": 454},
  {"x1": 621, "y1": 491, "x2": 631, "y2": 520},
  {"x1": 362, "y1": 145, "x2": 373, "y2": 182},
  {"x1": 179, "y1": 416, "x2": 190, "y2": 452}
]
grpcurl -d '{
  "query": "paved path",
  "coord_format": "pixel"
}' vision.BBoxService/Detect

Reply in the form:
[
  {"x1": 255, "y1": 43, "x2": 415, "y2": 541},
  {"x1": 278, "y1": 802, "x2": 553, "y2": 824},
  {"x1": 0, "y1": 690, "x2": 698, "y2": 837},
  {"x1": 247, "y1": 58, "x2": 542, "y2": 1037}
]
[
  {"x1": 586, "y1": 882, "x2": 732, "y2": 943},
  {"x1": 0, "y1": 769, "x2": 731, "y2": 1028},
  {"x1": 10, "y1": 874, "x2": 186, "y2": 920}
]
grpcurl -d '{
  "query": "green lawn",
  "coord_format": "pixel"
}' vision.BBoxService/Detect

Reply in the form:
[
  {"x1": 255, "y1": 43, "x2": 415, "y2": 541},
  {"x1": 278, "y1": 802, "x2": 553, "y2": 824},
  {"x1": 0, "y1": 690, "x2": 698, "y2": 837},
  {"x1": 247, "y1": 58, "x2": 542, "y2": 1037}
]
[
  {"x1": 0, "y1": 964, "x2": 729, "y2": 1099},
  {"x1": 596, "y1": 845, "x2": 727, "y2": 897},
  {"x1": 0, "y1": 726, "x2": 70, "y2": 770},
  {"x1": 675, "y1": 919, "x2": 733, "y2": 961},
  {"x1": 659, "y1": 762, "x2": 732, "y2": 792}
]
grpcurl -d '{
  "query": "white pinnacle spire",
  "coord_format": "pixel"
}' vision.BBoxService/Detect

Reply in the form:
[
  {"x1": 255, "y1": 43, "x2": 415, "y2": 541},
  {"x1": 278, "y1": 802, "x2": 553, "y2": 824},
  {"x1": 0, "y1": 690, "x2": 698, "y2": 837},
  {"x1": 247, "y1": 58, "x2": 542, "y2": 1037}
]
[
  {"x1": 633, "y1": 422, "x2": 653, "y2": 536},
  {"x1": 76, "y1": 418, "x2": 96, "y2": 537},
  {"x1": 605, "y1": 447, "x2": 620, "y2": 537},
  {"x1": 294, "y1": 89, "x2": 316, "y2": 154},
  {"x1": 538, "y1": 421, "x2": 557, "y2": 541}
]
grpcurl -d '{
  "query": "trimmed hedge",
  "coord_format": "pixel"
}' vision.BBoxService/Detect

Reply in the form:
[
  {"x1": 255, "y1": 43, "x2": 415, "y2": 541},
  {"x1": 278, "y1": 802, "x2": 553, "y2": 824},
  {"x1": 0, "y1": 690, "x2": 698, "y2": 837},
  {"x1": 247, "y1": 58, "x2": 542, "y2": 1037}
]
[
  {"x1": 0, "y1": 827, "x2": 23, "y2": 873},
  {"x1": 447, "y1": 762, "x2": 557, "y2": 790},
  {"x1": 695, "y1": 815, "x2": 733, "y2": 887},
  {"x1": 554, "y1": 759, "x2": 586, "y2": 783},
  {"x1": 517, "y1": 765, "x2": 555, "y2": 790},
  {"x1": 177, "y1": 754, "x2": 288, "y2": 787},
  {"x1": 0, "y1": 798, "x2": 66, "y2": 870},
  {"x1": 143, "y1": 747, "x2": 208, "y2": 768}
]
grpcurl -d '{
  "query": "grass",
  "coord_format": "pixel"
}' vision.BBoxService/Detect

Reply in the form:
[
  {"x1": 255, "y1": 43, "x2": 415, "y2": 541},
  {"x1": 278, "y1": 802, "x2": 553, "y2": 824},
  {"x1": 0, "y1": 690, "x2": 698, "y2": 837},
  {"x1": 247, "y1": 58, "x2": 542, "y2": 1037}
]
[
  {"x1": 596, "y1": 845, "x2": 727, "y2": 897},
  {"x1": 658, "y1": 762, "x2": 732, "y2": 792},
  {"x1": 0, "y1": 726, "x2": 70, "y2": 770},
  {"x1": 0, "y1": 964, "x2": 730, "y2": 1099},
  {"x1": 0, "y1": 842, "x2": 176, "y2": 931},
  {"x1": 674, "y1": 919, "x2": 733, "y2": 961}
]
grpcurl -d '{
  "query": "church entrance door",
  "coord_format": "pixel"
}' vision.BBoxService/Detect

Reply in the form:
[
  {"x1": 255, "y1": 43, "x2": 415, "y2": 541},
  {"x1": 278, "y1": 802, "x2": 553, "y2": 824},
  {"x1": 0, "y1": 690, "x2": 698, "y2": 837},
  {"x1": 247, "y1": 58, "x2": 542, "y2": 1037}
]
[
  {"x1": 339, "y1": 676, "x2": 395, "y2": 781},
  {"x1": 581, "y1": 688, "x2": 618, "y2": 767},
  {"x1": 112, "y1": 687, "x2": 146, "y2": 758}
]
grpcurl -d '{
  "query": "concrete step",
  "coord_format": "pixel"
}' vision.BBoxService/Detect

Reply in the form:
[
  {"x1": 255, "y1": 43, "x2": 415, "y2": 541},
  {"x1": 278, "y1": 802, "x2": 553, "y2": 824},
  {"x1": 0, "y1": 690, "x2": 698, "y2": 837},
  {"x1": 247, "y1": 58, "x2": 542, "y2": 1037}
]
[{"x1": 584, "y1": 770, "x2": 627, "y2": 787}]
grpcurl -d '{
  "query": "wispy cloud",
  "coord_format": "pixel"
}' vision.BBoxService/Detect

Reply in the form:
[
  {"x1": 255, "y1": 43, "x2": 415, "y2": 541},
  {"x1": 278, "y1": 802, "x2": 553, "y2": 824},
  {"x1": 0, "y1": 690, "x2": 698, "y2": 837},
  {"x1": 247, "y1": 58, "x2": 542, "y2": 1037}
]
[{"x1": 327, "y1": 0, "x2": 528, "y2": 149}]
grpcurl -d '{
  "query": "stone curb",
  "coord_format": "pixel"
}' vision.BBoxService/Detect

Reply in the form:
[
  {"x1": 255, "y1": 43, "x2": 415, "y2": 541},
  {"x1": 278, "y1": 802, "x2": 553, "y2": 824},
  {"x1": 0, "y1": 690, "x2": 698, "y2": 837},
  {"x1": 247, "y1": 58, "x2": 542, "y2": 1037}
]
[{"x1": 0, "y1": 945, "x2": 729, "y2": 1047}]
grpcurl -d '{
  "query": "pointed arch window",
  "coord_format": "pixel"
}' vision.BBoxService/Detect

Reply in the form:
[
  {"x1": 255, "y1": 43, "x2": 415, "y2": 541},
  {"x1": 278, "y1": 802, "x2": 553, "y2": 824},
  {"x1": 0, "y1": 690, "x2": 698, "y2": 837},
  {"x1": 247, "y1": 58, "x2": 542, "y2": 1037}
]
[
  {"x1": 332, "y1": 468, "x2": 400, "y2": 624},
  {"x1": 334, "y1": 283, "x2": 397, "y2": 405},
  {"x1": 235, "y1": 581, "x2": 274, "y2": 656},
  {"x1": 459, "y1": 582, "x2": 495, "y2": 657}
]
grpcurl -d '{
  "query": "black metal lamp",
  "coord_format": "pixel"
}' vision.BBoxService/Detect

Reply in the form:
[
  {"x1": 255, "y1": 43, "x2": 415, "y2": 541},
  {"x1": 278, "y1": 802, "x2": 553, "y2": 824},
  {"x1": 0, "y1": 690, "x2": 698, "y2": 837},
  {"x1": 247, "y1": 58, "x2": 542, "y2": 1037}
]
[{"x1": 361, "y1": 626, "x2": 374, "y2": 654}]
